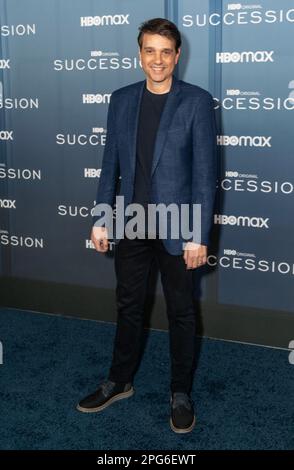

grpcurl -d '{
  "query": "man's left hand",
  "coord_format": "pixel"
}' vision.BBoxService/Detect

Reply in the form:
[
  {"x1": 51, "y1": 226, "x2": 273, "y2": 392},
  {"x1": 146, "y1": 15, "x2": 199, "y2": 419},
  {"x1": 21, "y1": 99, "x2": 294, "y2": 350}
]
[{"x1": 183, "y1": 243, "x2": 207, "y2": 270}]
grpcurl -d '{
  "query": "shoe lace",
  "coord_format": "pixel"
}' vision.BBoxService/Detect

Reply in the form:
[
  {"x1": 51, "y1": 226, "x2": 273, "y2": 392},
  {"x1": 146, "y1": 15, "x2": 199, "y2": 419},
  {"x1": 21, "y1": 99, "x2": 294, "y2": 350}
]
[{"x1": 172, "y1": 392, "x2": 192, "y2": 410}]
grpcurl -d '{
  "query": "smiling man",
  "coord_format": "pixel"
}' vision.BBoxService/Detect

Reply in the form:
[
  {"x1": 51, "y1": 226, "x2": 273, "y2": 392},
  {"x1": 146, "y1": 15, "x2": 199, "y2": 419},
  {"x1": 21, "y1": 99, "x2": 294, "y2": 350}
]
[
  {"x1": 77, "y1": 18, "x2": 217, "y2": 434},
  {"x1": 140, "y1": 30, "x2": 179, "y2": 91}
]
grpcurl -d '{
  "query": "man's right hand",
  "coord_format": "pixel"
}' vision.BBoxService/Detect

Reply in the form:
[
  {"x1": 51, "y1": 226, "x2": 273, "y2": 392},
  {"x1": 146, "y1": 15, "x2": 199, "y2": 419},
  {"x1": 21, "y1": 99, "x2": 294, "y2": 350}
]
[{"x1": 91, "y1": 226, "x2": 109, "y2": 252}]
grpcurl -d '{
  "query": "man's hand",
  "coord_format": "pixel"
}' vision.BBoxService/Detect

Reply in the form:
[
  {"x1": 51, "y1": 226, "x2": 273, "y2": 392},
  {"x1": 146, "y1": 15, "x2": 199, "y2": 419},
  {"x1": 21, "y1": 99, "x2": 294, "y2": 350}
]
[
  {"x1": 91, "y1": 226, "x2": 109, "y2": 252},
  {"x1": 183, "y1": 242, "x2": 207, "y2": 269}
]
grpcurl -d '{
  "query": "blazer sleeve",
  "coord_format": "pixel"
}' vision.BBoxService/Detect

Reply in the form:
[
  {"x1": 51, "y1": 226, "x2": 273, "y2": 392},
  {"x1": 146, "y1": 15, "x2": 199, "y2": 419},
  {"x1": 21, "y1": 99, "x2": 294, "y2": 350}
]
[
  {"x1": 92, "y1": 93, "x2": 120, "y2": 227},
  {"x1": 190, "y1": 92, "x2": 217, "y2": 246}
]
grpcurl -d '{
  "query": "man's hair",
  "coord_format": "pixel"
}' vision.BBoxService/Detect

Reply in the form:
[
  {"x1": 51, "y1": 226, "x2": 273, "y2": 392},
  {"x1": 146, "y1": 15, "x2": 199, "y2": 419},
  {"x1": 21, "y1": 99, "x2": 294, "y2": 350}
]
[{"x1": 137, "y1": 18, "x2": 182, "y2": 53}]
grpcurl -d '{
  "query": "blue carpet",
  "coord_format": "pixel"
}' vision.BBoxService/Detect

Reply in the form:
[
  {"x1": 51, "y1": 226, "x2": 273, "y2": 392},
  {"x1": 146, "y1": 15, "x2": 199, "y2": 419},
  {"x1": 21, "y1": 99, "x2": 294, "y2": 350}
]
[{"x1": 0, "y1": 307, "x2": 293, "y2": 450}]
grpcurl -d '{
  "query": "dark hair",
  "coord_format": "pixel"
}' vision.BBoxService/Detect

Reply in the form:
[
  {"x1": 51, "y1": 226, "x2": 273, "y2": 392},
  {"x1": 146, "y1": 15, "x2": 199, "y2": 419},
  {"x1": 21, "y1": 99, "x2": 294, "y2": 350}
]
[{"x1": 137, "y1": 18, "x2": 181, "y2": 53}]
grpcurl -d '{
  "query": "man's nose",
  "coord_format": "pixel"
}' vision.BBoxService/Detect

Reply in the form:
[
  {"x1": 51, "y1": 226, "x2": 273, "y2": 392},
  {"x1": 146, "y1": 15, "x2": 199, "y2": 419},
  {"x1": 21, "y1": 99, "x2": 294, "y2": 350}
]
[{"x1": 154, "y1": 52, "x2": 163, "y2": 63}]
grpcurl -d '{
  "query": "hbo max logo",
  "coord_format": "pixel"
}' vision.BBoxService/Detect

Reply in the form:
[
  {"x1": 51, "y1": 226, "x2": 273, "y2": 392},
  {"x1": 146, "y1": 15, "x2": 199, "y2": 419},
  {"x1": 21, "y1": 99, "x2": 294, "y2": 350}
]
[
  {"x1": 214, "y1": 214, "x2": 269, "y2": 229},
  {"x1": 80, "y1": 14, "x2": 130, "y2": 27},
  {"x1": 216, "y1": 51, "x2": 274, "y2": 63},
  {"x1": 218, "y1": 135, "x2": 272, "y2": 147}
]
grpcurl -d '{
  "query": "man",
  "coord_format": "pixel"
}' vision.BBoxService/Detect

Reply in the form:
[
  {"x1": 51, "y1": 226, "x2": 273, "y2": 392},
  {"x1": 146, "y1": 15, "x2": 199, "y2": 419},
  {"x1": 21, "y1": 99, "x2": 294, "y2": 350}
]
[{"x1": 77, "y1": 18, "x2": 217, "y2": 434}]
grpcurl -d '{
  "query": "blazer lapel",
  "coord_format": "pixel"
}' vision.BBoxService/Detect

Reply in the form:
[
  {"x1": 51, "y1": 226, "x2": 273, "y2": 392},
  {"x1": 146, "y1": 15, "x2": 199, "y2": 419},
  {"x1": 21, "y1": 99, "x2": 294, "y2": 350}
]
[
  {"x1": 127, "y1": 80, "x2": 145, "y2": 179},
  {"x1": 151, "y1": 75, "x2": 181, "y2": 177}
]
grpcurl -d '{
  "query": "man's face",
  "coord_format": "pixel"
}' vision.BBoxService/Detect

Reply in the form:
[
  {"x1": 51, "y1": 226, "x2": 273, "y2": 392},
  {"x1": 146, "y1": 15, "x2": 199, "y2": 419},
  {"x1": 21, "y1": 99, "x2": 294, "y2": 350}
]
[{"x1": 139, "y1": 33, "x2": 180, "y2": 85}]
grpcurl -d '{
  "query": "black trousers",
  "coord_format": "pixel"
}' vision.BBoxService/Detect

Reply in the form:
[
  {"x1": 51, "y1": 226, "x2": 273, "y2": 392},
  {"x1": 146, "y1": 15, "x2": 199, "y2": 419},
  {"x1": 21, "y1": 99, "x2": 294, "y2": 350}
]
[{"x1": 108, "y1": 236, "x2": 197, "y2": 393}]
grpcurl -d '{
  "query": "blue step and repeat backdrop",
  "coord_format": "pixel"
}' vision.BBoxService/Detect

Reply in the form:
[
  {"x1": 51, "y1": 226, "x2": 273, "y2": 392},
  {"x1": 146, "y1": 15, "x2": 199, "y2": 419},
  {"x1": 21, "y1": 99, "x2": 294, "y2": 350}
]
[{"x1": 0, "y1": 0, "x2": 293, "y2": 345}]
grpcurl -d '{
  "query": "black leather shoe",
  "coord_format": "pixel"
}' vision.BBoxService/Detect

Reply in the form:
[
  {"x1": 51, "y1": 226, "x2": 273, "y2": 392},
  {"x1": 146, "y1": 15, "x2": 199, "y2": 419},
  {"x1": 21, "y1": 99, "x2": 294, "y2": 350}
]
[
  {"x1": 77, "y1": 380, "x2": 134, "y2": 413},
  {"x1": 170, "y1": 392, "x2": 196, "y2": 433}
]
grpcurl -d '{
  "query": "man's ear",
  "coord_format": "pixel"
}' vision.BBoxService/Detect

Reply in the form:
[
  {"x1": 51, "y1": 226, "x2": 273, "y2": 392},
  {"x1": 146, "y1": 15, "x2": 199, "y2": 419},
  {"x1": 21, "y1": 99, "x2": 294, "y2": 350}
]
[{"x1": 175, "y1": 48, "x2": 181, "y2": 63}]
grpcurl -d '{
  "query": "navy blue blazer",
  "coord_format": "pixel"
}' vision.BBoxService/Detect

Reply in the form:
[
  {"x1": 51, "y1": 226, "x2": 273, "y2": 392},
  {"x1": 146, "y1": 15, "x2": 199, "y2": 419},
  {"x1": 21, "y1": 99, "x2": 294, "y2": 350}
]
[{"x1": 93, "y1": 75, "x2": 217, "y2": 255}]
